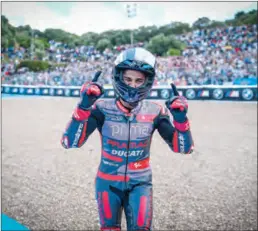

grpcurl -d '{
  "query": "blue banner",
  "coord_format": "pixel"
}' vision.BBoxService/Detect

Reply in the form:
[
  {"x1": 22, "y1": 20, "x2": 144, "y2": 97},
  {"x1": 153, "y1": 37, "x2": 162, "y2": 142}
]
[{"x1": 1, "y1": 85, "x2": 257, "y2": 101}]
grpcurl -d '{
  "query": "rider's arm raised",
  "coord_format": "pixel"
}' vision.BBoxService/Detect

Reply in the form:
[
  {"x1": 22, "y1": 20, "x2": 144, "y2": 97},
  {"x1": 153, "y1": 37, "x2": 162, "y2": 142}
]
[{"x1": 61, "y1": 71, "x2": 104, "y2": 149}]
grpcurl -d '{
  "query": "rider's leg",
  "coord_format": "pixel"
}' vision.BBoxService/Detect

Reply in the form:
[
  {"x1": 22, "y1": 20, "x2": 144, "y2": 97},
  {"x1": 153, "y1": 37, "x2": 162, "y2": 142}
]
[
  {"x1": 124, "y1": 183, "x2": 153, "y2": 231},
  {"x1": 95, "y1": 179, "x2": 124, "y2": 231}
]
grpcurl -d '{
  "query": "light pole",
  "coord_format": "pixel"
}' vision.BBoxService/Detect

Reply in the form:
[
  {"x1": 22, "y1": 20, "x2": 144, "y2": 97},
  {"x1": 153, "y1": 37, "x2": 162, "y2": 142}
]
[
  {"x1": 126, "y1": 3, "x2": 137, "y2": 46},
  {"x1": 30, "y1": 30, "x2": 35, "y2": 60}
]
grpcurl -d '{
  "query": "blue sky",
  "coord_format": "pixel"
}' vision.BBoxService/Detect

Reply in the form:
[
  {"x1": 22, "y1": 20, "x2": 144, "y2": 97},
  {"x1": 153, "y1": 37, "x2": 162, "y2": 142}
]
[{"x1": 2, "y1": 2, "x2": 257, "y2": 36}]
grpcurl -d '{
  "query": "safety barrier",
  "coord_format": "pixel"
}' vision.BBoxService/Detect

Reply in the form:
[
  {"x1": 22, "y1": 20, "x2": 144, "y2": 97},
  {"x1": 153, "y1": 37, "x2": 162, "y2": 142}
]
[{"x1": 1, "y1": 84, "x2": 257, "y2": 101}]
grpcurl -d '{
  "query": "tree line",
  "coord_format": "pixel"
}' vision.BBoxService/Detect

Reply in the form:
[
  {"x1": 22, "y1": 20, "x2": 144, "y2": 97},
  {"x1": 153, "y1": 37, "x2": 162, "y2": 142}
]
[{"x1": 1, "y1": 9, "x2": 257, "y2": 56}]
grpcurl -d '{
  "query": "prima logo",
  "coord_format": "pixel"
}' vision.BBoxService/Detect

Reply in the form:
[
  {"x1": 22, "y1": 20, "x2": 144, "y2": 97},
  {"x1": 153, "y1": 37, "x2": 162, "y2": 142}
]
[
  {"x1": 103, "y1": 121, "x2": 153, "y2": 140},
  {"x1": 110, "y1": 124, "x2": 151, "y2": 137}
]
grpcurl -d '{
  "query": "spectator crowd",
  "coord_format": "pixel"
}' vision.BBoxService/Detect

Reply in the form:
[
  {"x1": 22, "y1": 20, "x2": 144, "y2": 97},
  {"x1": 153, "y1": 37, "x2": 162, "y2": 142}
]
[{"x1": 1, "y1": 24, "x2": 257, "y2": 86}]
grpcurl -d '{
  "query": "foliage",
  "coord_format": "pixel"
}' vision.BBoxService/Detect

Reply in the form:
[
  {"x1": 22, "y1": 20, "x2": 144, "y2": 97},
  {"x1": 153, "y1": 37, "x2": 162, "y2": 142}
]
[
  {"x1": 35, "y1": 50, "x2": 45, "y2": 60},
  {"x1": 146, "y1": 33, "x2": 185, "y2": 56},
  {"x1": 1, "y1": 9, "x2": 257, "y2": 57},
  {"x1": 145, "y1": 34, "x2": 170, "y2": 56},
  {"x1": 225, "y1": 9, "x2": 257, "y2": 26},
  {"x1": 193, "y1": 17, "x2": 212, "y2": 29},
  {"x1": 96, "y1": 38, "x2": 112, "y2": 52},
  {"x1": 167, "y1": 48, "x2": 181, "y2": 56},
  {"x1": 48, "y1": 63, "x2": 67, "y2": 71},
  {"x1": 17, "y1": 60, "x2": 50, "y2": 72}
]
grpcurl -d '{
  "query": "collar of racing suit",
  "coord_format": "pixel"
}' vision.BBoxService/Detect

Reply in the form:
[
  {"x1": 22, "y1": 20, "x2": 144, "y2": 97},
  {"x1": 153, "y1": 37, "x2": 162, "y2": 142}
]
[{"x1": 116, "y1": 98, "x2": 142, "y2": 116}]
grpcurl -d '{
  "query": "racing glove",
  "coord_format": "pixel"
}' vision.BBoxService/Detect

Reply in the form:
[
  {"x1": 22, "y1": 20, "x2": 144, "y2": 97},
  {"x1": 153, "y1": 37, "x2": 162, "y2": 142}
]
[
  {"x1": 73, "y1": 71, "x2": 104, "y2": 121},
  {"x1": 165, "y1": 83, "x2": 190, "y2": 132}
]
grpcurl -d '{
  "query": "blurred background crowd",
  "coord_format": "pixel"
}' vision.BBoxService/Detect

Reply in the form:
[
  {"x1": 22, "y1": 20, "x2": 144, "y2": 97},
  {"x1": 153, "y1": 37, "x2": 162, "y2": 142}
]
[{"x1": 1, "y1": 10, "x2": 257, "y2": 87}]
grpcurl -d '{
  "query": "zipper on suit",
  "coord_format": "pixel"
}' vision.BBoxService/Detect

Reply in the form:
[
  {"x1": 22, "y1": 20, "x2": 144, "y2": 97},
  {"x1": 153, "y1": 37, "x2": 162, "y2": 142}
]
[{"x1": 124, "y1": 117, "x2": 131, "y2": 189}]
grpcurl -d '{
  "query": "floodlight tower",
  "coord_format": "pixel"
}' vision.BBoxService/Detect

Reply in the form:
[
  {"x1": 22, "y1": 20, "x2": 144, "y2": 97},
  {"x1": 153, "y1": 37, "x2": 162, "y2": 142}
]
[
  {"x1": 126, "y1": 3, "x2": 137, "y2": 46},
  {"x1": 30, "y1": 30, "x2": 34, "y2": 60}
]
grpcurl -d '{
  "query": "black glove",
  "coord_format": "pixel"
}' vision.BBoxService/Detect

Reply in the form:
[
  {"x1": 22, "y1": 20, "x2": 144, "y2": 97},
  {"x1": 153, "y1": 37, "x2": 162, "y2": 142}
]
[{"x1": 165, "y1": 83, "x2": 188, "y2": 123}]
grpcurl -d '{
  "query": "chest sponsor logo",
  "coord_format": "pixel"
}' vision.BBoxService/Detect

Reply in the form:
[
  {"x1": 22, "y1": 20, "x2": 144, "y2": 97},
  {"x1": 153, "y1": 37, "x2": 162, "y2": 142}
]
[
  {"x1": 111, "y1": 149, "x2": 144, "y2": 157},
  {"x1": 102, "y1": 160, "x2": 119, "y2": 167},
  {"x1": 106, "y1": 115, "x2": 124, "y2": 122},
  {"x1": 110, "y1": 124, "x2": 152, "y2": 137},
  {"x1": 107, "y1": 139, "x2": 149, "y2": 148}
]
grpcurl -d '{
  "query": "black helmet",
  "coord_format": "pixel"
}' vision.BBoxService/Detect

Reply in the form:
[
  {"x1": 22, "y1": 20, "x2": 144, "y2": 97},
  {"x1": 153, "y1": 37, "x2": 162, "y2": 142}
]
[{"x1": 112, "y1": 47, "x2": 156, "y2": 107}]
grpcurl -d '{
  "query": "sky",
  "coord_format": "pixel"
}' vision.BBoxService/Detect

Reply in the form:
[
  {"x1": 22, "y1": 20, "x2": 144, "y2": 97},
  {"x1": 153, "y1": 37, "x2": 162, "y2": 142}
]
[{"x1": 2, "y1": 1, "x2": 257, "y2": 36}]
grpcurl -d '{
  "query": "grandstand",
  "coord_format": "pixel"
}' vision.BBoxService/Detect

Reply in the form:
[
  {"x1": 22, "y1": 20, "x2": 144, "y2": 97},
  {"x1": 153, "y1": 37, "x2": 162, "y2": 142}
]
[{"x1": 1, "y1": 10, "x2": 257, "y2": 87}]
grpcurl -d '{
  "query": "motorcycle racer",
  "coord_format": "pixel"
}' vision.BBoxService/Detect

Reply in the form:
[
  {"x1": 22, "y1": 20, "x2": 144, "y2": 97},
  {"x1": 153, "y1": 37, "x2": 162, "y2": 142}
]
[{"x1": 61, "y1": 47, "x2": 194, "y2": 231}]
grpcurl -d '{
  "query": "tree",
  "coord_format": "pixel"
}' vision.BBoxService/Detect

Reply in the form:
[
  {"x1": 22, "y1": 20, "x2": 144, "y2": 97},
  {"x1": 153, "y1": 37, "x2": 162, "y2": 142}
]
[
  {"x1": 145, "y1": 34, "x2": 169, "y2": 56},
  {"x1": 167, "y1": 35, "x2": 185, "y2": 50},
  {"x1": 235, "y1": 11, "x2": 245, "y2": 19},
  {"x1": 208, "y1": 20, "x2": 226, "y2": 29},
  {"x1": 8, "y1": 38, "x2": 16, "y2": 47},
  {"x1": 1, "y1": 36, "x2": 9, "y2": 48},
  {"x1": 96, "y1": 38, "x2": 111, "y2": 52},
  {"x1": 1, "y1": 10, "x2": 257, "y2": 57},
  {"x1": 240, "y1": 10, "x2": 257, "y2": 25},
  {"x1": 171, "y1": 22, "x2": 191, "y2": 34},
  {"x1": 167, "y1": 48, "x2": 181, "y2": 56},
  {"x1": 1, "y1": 15, "x2": 8, "y2": 24},
  {"x1": 146, "y1": 33, "x2": 185, "y2": 56},
  {"x1": 80, "y1": 32, "x2": 99, "y2": 46},
  {"x1": 34, "y1": 39, "x2": 46, "y2": 50},
  {"x1": 15, "y1": 32, "x2": 31, "y2": 48},
  {"x1": 35, "y1": 50, "x2": 45, "y2": 60},
  {"x1": 193, "y1": 17, "x2": 211, "y2": 29},
  {"x1": 44, "y1": 28, "x2": 79, "y2": 45}
]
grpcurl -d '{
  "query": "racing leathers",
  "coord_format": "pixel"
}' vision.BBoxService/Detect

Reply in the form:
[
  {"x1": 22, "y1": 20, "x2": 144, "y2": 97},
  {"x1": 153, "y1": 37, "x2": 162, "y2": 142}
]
[{"x1": 61, "y1": 98, "x2": 194, "y2": 231}]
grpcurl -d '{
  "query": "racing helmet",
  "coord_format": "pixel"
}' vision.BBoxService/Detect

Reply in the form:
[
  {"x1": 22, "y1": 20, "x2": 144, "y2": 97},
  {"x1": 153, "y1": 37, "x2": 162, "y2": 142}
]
[{"x1": 112, "y1": 47, "x2": 156, "y2": 106}]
